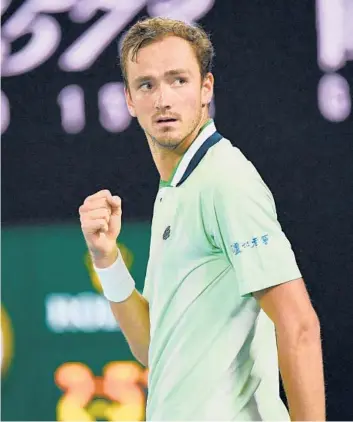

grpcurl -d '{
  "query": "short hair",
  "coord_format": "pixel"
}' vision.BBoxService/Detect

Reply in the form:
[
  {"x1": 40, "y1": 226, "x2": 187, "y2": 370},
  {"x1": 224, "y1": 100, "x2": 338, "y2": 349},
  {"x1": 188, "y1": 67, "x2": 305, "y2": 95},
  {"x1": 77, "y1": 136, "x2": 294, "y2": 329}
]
[{"x1": 120, "y1": 17, "x2": 215, "y2": 87}]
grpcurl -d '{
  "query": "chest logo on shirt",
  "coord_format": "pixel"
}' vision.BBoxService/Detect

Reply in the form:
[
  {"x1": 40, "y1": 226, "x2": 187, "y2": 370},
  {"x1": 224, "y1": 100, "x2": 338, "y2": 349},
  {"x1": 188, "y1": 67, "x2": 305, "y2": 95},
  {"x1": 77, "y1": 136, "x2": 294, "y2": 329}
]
[{"x1": 163, "y1": 226, "x2": 171, "y2": 240}]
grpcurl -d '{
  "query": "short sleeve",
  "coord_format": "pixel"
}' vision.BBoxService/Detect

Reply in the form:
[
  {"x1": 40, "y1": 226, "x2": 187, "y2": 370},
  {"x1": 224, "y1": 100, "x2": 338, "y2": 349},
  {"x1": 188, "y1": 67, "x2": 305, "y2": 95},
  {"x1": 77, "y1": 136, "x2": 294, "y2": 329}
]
[{"x1": 212, "y1": 173, "x2": 302, "y2": 297}]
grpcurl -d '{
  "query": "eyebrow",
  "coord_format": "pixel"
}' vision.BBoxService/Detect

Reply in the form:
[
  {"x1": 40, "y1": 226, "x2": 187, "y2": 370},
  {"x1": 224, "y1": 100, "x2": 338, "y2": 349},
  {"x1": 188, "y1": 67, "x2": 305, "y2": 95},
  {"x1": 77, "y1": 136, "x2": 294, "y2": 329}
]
[
  {"x1": 133, "y1": 69, "x2": 190, "y2": 86},
  {"x1": 164, "y1": 68, "x2": 190, "y2": 77}
]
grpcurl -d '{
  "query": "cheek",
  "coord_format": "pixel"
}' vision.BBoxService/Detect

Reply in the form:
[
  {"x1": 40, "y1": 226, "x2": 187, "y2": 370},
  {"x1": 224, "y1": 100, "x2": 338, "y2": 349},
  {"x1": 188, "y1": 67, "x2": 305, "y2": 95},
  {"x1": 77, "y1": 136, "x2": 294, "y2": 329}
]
[
  {"x1": 178, "y1": 88, "x2": 201, "y2": 110},
  {"x1": 134, "y1": 97, "x2": 154, "y2": 116}
]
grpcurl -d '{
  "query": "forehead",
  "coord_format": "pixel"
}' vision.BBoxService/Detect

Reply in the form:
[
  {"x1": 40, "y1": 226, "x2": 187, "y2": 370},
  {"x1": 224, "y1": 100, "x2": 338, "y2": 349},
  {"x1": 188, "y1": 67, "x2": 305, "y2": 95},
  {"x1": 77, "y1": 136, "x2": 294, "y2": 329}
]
[{"x1": 126, "y1": 36, "x2": 200, "y2": 79}]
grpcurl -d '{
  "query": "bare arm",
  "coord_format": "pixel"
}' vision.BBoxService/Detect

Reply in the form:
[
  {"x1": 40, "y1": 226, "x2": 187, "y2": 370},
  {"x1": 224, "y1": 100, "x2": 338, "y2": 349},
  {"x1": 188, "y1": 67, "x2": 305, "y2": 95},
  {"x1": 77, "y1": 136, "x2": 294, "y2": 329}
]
[
  {"x1": 79, "y1": 190, "x2": 150, "y2": 367},
  {"x1": 95, "y1": 247, "x2": 150, "y2": 367},
  {"x1": 254, "y1": 278, "x2": 325, "y2": 421},
  {"x1": 109, "y1": 289, "x2": 150, "y2": 366}
]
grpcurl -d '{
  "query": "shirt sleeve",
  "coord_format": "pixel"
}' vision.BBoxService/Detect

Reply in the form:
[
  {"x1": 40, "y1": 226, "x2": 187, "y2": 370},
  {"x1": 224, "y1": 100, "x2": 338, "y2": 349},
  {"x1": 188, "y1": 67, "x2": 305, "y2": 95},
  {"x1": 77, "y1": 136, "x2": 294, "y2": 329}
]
[{"x1": 212, "y1": 171, "x2": 302, "y2": 297}]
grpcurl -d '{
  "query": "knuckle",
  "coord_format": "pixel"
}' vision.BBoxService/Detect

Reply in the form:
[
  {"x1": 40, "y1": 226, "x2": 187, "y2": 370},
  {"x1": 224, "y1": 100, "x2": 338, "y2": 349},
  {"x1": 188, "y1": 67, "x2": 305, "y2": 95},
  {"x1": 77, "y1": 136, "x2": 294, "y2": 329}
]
[{"x1": 100, "y1": 189, "x2": 111, "y2": 197}]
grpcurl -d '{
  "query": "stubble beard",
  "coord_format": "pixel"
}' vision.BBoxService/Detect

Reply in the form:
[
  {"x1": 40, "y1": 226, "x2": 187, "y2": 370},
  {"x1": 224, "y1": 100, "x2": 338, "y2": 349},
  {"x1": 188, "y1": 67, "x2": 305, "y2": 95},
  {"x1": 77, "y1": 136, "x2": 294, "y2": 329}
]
[{"x1": 148, "y1": 109, "x2": 204, "y2": 152}]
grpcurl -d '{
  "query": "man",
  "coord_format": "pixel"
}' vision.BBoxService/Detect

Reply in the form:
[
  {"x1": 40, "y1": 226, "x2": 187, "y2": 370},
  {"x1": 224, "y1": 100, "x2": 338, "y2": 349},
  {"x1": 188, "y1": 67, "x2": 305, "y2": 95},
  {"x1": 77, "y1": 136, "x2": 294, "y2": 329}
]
[{"x1": 79, "y1": 17, "x2": 325, "y2": 421}]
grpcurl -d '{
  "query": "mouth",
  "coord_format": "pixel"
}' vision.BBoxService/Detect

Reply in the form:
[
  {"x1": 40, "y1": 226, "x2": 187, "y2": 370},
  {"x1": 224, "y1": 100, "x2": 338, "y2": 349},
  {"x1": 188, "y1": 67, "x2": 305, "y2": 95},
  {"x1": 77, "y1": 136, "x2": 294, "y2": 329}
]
[{"x1": 155, "y1": 118, "x2": 178, "y2": 124}]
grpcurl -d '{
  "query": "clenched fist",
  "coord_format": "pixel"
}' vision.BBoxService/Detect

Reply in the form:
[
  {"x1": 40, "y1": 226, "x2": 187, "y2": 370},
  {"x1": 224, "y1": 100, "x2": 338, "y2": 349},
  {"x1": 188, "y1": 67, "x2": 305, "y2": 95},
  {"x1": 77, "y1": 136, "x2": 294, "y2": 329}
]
[{"x1": 79, "y1": 190, "x2": 122, "y2": 268}]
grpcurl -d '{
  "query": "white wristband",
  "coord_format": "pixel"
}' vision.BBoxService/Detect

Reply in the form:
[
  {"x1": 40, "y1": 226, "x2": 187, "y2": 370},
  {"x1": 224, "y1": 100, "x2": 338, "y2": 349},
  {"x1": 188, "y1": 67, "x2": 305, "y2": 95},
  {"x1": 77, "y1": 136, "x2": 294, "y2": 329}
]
[{"x1": 93, "y1": 251, "x2": 135, "y2": 302}]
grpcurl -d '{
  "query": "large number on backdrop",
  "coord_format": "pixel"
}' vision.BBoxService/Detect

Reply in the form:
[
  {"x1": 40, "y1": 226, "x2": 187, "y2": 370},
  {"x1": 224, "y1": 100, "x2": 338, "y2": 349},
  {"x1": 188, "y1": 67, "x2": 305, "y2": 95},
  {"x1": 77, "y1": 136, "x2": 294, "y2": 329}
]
[{"x1": 1, "y1": 0, "x2": 216, "y2": 134}]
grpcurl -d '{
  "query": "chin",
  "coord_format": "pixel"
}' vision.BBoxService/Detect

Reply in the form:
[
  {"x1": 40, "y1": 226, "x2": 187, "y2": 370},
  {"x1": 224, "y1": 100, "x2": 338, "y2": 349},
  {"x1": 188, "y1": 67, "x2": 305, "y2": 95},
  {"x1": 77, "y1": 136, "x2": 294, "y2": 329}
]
[
  {"x1": 154, "y1": 136, "x2": 182, "y2": 150},
  {"x1": 150, "y1": 129, "x2": 182, "y2": 148}
]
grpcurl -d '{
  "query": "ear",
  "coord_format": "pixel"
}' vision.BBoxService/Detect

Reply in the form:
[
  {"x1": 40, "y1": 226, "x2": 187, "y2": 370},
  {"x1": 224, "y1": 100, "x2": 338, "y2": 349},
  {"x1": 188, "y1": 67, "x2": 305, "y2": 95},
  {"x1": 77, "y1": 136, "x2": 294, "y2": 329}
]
[
  {"x1": 201, "y1": 72, "x2": 214, "y2": 107},
  {"x1": 124, "y1": 86, "x2": 136, "y2": 117}
]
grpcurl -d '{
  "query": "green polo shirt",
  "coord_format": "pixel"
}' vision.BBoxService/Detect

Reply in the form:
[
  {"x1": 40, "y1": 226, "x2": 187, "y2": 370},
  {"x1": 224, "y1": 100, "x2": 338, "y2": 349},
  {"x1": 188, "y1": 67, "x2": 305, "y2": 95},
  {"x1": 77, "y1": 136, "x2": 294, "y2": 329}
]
[{"x1": 143, "y1": 120, "x2": 301, "y2": 421}]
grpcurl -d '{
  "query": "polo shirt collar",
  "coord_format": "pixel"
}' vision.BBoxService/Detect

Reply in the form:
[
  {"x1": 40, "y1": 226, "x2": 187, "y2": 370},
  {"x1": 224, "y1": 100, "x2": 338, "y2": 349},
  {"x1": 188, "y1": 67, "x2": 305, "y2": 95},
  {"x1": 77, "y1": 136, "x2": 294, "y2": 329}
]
[{"x1": 160, "y1": 120, "x2": 223, "y2": 188}]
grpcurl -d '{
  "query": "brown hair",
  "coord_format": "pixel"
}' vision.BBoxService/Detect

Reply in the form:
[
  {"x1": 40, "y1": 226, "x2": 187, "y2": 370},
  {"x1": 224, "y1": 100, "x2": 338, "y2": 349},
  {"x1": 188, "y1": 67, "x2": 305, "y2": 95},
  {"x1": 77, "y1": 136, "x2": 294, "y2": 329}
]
[{"x1": 120, "y1": 17, "x2": 214, "y2": 87}]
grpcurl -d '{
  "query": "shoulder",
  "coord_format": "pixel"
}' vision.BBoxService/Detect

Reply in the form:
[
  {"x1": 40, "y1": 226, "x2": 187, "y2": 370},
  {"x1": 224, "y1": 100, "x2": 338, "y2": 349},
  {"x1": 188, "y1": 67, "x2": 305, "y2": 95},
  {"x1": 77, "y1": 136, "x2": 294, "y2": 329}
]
[
  {"x1": 204, "y1": 138, "x2": 272, "y2": 200},
  {"x1": 205, "y1": 138, "x2": 250, "y2": 171}
]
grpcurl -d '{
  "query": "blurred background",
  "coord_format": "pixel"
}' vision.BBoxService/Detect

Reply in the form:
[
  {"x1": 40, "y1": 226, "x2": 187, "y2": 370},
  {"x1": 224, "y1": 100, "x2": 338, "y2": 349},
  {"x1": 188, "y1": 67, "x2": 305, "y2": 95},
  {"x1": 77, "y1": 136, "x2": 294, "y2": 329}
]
[{"x1": 1, "y1": 0, "x2": 353, "y2": 420}]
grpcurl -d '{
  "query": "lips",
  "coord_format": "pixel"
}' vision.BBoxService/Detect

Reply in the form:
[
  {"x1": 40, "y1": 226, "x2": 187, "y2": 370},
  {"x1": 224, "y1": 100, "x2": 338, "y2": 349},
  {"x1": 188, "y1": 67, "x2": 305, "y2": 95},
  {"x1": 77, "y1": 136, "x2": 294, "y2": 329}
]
[{"x1": 156, "y1": 118, "x2": 177, "y2": 123}]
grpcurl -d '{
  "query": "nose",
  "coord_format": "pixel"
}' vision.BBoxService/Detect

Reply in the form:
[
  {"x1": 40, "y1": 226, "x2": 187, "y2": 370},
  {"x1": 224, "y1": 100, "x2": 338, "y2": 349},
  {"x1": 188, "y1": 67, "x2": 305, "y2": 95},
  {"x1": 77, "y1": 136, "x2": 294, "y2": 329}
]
[{"x1": 154, "y1": 83, "x2": 172, "y2": 111}]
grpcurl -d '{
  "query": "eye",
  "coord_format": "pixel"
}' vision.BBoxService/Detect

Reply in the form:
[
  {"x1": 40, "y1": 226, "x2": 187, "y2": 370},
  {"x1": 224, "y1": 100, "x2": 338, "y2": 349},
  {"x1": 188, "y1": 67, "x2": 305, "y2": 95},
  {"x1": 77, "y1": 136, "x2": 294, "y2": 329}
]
[
  {"x1": 139, "y1": 81, "x2": 153, "y2": 91},
  {"x1": 174, "y1": 77, "x2": 187, "y2": 86}
]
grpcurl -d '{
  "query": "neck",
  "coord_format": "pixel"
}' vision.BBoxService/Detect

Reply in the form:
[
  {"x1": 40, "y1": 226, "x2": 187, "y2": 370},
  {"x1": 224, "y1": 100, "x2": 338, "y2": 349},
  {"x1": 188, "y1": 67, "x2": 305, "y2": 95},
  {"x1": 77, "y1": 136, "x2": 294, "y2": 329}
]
[{"x1": 147, "y1": 114, "x2": 211, "y2": 183}]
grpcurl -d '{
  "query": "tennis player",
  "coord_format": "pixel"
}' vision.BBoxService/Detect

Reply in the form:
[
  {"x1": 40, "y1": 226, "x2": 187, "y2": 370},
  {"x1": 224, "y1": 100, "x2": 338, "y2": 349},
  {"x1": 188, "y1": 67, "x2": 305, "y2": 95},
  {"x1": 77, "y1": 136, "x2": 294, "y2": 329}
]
[{"x1": 79, "y1": 17, "x2": 325, "y2": 421}]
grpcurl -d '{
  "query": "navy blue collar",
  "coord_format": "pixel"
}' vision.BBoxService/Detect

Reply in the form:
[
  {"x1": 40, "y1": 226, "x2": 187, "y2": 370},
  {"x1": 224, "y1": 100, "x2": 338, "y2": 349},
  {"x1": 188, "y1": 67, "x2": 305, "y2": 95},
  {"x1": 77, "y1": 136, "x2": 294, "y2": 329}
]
[
  {"x1": 166, "y1": 121, "x2": 223, "y2": 187},
  {"x1": 176, "y1": 131, "x2": 223, "y2": 186}
]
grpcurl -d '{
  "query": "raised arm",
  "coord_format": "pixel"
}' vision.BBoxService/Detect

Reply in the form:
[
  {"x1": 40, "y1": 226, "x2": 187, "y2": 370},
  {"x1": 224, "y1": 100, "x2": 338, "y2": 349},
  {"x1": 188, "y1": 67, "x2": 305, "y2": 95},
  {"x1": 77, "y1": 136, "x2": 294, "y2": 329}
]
[{"x1": 79, "y1": 190, "x2": 150, "y2": 366}]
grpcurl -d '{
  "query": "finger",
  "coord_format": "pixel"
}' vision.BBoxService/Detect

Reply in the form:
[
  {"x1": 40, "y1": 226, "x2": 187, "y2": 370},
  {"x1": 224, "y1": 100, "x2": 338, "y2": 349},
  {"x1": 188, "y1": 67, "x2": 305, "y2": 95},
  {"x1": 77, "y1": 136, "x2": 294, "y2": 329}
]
[
  {"x1": 80, "y1": 198, "x2": 111, "y2": 213},
  {"x1": 81, "y1": 208, "x2": 110, "y2": 223},
  {"x1": 81, "y1": 219, "x2": 109, "y2": 234},
  {"x1": 84, "y1": 190, "x2": 112, "y2": 204},
  {"x1": 106, "y1": 195, "x2": 122, "y2": 213}
]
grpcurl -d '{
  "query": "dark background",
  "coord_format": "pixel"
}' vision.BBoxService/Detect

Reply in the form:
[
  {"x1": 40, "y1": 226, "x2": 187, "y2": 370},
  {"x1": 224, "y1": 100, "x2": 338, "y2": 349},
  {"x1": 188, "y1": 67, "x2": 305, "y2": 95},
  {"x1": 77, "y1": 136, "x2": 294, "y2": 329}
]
[{"x1": 2, "y1": 0, "x2": 353, "y2": 420}]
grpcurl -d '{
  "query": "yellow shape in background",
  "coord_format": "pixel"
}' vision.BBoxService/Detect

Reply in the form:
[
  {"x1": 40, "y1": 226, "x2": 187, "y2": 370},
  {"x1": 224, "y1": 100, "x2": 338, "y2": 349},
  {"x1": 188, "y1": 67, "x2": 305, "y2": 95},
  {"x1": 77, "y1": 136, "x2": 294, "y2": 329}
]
[
  {"x1": 57, "y1": 396, "x2": 93, "y2": 422},
  {"x1": 1, "y1": 304, "x2": 14, "y2": 376},
  {"x1": 55, "y1": 361, "x2": 147, "y2": 421},
  {"x1": 86, "y1": 399, "x2": 110, "y2": 420},
  {"x1": 84, "y1": 243, "x2": 134, "y2": 293}
]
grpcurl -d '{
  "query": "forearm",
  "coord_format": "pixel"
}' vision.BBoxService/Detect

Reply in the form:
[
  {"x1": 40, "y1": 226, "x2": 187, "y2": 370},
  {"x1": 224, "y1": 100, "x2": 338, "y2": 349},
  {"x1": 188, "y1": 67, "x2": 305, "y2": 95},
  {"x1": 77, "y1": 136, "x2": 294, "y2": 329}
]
[
  {"x1": 93, "y1": 247, "x2": 150, "y2": 366},
  {"x1": 109, "y1": 290, "x2": 150, "y2": 366},
  {"x1": 277, "y1": 321, "x2": 325, "y2": 421}
]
